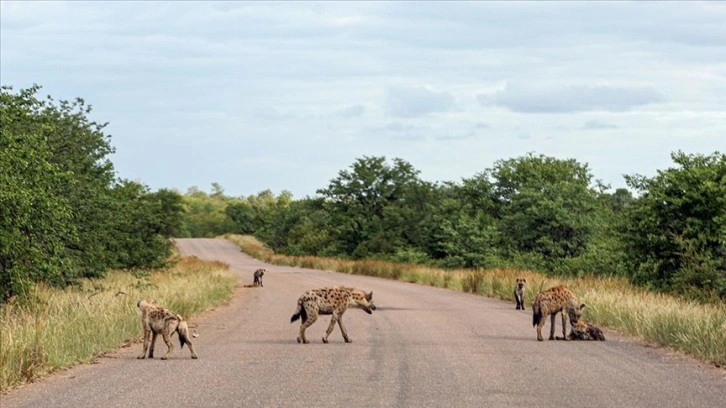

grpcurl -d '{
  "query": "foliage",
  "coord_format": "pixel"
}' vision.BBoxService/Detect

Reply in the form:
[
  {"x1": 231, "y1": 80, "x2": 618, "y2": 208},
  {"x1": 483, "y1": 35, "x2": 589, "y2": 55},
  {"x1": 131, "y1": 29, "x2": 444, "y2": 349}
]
[
  {"x1": 0, "y1": 85, "x2": 183, "y2": 301},
  {"x1": 621, "y1": 151, "x2": 726, "y2": 300},
  {"x1": 178, "y1": 150, "x2": 724, "y2": 302}
]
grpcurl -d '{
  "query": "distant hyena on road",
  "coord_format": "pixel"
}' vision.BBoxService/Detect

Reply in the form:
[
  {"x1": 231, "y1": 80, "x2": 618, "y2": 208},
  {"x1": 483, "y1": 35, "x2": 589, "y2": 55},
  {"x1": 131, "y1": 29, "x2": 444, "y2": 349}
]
[
  {"x1": 290, "y1": 286, "x2": 376, "y2": 344},
  {"x1": 253, "y1": 268, "x2": 265, "y2": 287},
  {"x1": 532, "y1": 285, "x2": 585, "y2": 341},
  {"x1": 514, "y1": 278, "x2": 527, "y2": 310}
]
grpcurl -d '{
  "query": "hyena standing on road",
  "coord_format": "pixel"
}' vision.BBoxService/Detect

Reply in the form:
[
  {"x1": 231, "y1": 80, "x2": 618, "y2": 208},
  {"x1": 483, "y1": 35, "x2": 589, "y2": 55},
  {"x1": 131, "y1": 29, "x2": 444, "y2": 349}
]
[
  {"x1": 137, "y1": 300, "x2": 198, "y2": 359},
  {"x1": 253, "y1": 268, "x2": 265, "y2": 287},
  {"x1": 514, "y1": 278, "x2": 527, "y2": 310},
  {"x1": 532, "y1": 285, "x2": 585, "y2": 341},
  {"x1": 290, "y1": 286, "x2": 376, "y2": 344}
]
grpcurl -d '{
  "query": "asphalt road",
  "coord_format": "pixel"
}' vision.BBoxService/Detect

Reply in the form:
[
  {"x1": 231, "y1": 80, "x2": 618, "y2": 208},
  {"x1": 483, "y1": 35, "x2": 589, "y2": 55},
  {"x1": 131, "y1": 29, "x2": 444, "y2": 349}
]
[{"x1": 3, "y1": 238, "x2": 725, "y2": 408}]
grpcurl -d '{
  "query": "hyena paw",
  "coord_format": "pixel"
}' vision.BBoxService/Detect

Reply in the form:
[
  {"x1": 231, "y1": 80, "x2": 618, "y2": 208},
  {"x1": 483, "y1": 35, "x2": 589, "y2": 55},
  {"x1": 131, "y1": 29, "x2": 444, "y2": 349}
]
[
  {"x1": 191, "y1": 355, "x2": 198, "y2": 359},
  {"x1": 137, "y1": 355, "x2": 146, "y2": 359},
  {"x1": 344, "y1": 339, "x2": 352, "y2": 343},
  {"x1": 322, "y1": 337, "x2": 329, "y2": 343}
]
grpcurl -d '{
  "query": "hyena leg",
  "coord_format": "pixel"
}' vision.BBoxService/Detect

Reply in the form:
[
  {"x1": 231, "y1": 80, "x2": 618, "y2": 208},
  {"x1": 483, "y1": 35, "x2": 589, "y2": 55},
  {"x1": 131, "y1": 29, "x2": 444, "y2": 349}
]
[
  {"x1": 548, "y1": 313, "x2": 557, "y2": 340},
  {"x1": 560, "y1": 312, "x2": 568, "y2": 341},
  {"x1": 160, "y1": 330, "x2": 175, "y2": 360},
  {"x1": 322, "y1": 313, "x2": 339, "y2": 344},
  {"x1": 148, "y1": 331, "x2": 158, "y2": 358},
  {"x1": 138, "y1": 329, "x2": 151, "y2": 359},
  {"x1": 337, "y1": 314, "x2": 351, "y2": 343},
  {"x1": 298, "y1": 311, "x2": 318, "y2": 344}
]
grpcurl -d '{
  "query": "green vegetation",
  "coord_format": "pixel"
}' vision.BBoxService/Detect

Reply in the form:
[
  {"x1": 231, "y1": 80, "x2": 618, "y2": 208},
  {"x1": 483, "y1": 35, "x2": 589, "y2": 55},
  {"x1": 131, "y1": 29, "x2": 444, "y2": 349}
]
[
  {"x1": 1, "y1": 85, "x2": 185, "y2": 302},
  {"x1": 187, "y1": 152, "x2": 725, "y2": 302},
  {"x1": 227, "y1": 234, "x2": 726, "y2": 367},
  {"x1": 0, "y1": 255, "x2": 236, "y2": 392}
]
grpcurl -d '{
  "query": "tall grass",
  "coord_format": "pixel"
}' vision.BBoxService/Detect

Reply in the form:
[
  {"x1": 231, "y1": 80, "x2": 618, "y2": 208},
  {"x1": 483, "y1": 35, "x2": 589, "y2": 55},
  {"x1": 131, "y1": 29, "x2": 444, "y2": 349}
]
[
  {"x1": 225, "y1": 234, "x2": 726, "y2": 367},
  {"x1": 0, "y1": 256, "x2": 236, "y2": 392}
]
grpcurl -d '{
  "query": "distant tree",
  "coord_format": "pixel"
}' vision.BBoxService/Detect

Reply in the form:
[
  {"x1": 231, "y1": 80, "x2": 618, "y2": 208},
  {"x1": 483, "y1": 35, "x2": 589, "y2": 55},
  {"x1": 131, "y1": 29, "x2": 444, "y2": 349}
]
[
  {"x1": 316, "y1": 156, "x2": 430, "y2": 258},
  {"x1": 488, "y1": 154, "x2": 598, "y2": 270},
  {"x1": 621, "y1": 151, "x2": 726, "y2": 300}
]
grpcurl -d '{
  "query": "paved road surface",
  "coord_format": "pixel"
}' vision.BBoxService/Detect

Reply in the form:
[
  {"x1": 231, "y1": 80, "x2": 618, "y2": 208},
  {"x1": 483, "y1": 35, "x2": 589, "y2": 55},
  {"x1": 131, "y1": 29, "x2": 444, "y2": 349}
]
[{"x1": 3, "y1": 238, "x2": 725, "y2": 407}]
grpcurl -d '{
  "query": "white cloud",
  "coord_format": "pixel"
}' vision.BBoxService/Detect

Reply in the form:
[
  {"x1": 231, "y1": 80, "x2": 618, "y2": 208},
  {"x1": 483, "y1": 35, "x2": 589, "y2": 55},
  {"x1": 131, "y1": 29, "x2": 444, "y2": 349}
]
[
  {"x1": 385, "y1": 86, "x2": 454, "y2": 117},
  {"x1": 583, "y1": 120, "x2": 618, "y2": 130},
  {"x1": 478, "y1": 84, "x2": 664, "y2": 113},
  {"x1": 1, "y1": 1, "x2": 724, "y2": 198}
]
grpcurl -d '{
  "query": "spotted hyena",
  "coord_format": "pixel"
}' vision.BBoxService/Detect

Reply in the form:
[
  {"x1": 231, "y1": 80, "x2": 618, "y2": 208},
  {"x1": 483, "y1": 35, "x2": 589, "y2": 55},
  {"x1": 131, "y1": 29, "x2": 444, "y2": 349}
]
[
  {"x1": 253, "y1": 268, "x2": 265, "y2": 287},
  {"x1": 137, "y1": 300, "x2": 198, "y2": 360},
  {"x1": 556, "y1": 320, "x2": 605, "y2": 341},
  {"x1": 514, "y1": 278, "x2": 527, "y2": 310},
  {"x1": 290, "y1": 286, "x2": 376, "y2": 344},
  {"x1": 532, "y1": 285, "x2": 585, "y2": 341}
]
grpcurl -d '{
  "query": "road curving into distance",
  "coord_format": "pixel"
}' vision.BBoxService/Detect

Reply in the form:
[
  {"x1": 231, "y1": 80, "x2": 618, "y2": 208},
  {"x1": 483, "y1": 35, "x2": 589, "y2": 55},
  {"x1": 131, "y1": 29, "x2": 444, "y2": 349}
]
[{"x1": 3, "y1": 238, "x2": 725, "y2": 407}]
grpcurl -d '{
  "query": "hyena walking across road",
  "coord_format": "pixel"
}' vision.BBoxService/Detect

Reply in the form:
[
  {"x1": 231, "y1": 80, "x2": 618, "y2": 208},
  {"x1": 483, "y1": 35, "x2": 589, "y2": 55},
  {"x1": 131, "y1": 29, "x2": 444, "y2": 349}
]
[
  {"x1": 137, "y1": 300, "x2": 198, "y2": 359},
  {"x1": 532, "y1": 285, "x2": 585, "y2": 341},
  {"x1": 290, "y1": 286, "x2": 376, "y2": 344}
]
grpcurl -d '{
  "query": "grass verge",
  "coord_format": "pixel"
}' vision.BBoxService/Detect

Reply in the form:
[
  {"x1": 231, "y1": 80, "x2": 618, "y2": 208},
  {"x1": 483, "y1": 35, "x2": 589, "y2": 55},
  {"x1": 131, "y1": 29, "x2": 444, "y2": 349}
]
[
  {"x1": 225, "y1": 233, "x2": 726, "y2": 368},
  {"x1": 0, "y1": 255, "x2": 236, "y2": 392}
]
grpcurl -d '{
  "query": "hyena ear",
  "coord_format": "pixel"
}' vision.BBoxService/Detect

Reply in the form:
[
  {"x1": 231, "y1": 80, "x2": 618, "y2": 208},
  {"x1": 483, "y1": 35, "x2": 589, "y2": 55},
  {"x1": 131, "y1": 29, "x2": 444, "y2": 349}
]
[
  {"x1": 366, "y1": 291, "x2": 373, "y2": 301},
  {"x1": 580, "y1": 303, "x2": 586, "y2": 310}
]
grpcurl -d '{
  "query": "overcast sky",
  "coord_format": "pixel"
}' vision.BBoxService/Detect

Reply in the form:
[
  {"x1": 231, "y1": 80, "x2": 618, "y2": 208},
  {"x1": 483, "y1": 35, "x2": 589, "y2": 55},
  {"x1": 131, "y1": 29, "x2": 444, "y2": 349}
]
[{"x1": 2, "y1": 1, "x2": 724, "y2": 198}]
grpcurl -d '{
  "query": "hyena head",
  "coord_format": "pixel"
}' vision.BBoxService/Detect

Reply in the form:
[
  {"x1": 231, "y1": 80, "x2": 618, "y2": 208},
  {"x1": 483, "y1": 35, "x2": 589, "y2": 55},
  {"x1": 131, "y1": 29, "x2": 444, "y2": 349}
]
[
  {"x1": 515, "y1": 278, "x2": 526, "y2": 290},
  {"x1": 567, "y1": 302, "x2": 586, "y2": 325},
  {"x1": 349, "y1": 290, "x2": 376, "y2": 314}
]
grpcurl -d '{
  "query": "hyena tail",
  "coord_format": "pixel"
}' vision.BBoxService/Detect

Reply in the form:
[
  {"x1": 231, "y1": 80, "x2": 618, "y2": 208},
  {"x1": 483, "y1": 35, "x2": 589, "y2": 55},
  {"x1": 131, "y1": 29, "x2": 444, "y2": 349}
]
[
  {"x1": 290, "y1": 303, "x2": 307, "y2": 324},
  {"x1": 177, "y1": 320, "x2": 192, "y2": 349},
  {"x1": 532, "y1": 301, "x2": 542, "y2": 327}
]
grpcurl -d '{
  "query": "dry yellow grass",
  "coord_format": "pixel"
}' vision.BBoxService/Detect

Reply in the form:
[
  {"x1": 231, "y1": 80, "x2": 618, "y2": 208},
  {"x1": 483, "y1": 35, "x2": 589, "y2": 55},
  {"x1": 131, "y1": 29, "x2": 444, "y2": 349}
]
[{"x1": 0, "y1": 256, "x2": 236, "y2": 392}]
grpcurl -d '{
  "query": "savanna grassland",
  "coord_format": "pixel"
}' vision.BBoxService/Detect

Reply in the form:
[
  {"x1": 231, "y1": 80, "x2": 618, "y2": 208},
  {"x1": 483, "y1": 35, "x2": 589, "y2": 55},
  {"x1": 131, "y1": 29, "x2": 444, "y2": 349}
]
[{"x1": 0, "y1": 255, "x2": 236, "y2": 392}]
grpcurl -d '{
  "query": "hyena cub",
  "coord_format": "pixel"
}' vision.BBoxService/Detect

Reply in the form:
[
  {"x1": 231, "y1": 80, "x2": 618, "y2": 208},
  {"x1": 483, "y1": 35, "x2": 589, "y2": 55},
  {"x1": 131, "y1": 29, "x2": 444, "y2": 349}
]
[
  {"x1": 514, "y1": 278, "x2": 527, "y2": 310},
  {"x1": 290, "y1": 286, "x2": 376, "y2": 344},
  {"x1": 556, "y1": 320, "x2": 606, "y2": 341},
  {"x1": 532, "y1": 285, "x2": 585, "y2": 341},
  {"x1": 137, "y1": 300, "x2": 198, "y2": 360}
]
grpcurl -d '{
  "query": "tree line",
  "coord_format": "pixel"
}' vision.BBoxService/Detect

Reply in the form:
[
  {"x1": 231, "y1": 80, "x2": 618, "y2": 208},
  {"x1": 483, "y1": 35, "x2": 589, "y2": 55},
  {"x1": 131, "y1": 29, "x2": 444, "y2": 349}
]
[
  {"x1": 3, "y1": 85, "x2": 724, "y2": 303},
  {"x1": 182, "y1": 155, "x2": 725, "y2": 302},
  {"x1": 1, "y1": 85, "x2": 184, "y2": 302}
]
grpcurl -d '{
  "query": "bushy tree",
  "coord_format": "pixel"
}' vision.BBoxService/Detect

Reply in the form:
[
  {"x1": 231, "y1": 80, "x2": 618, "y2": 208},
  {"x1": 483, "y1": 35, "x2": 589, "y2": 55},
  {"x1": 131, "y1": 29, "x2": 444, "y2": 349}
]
[
  {"x1": 316, "y1": 156, "x2": 432, "y2": 259},
  {"x1": 487, "y1": 154, "x2": 598, "y2": 271},
  {"x1": 621, "y1": 151, "x2": 726, "y2": 299},
  {"x1": 1, "y1": 85, "x2": 183, "y2": 301}
]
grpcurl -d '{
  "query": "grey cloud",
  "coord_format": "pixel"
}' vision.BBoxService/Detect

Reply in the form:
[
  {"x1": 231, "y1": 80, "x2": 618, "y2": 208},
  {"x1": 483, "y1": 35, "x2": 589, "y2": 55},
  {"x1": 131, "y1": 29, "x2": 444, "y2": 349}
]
[
  {"x1": 584, "y1": 120, "x2": 618, "y2": 130},
  {"x1": 333, "y1": 104, "x2": 365, "y2": 118},
  {"x1": 385, "y1": 122, "x2": 416, "y2": 132},
  {"x1": 475, "y1": 122, "x2": 491, "y2": 129},
  {"x1": 386, "y1": 86, "x2": 454, "y2": 117},
  {"x1": 478, "y1": 84, "x2": 664, "y2": 113}
]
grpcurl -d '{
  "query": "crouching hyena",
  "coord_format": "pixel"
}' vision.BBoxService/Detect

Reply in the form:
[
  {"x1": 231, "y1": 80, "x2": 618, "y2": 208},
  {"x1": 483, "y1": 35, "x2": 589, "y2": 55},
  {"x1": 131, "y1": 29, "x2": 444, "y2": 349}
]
[
  {"x1": 137, "y1": 300, "x2": 198, "y2": 360},
  {"x1": 514, "y1": 278, "x2": 527, "y2": 310},
  {"x1": 290, "y1": 286, "x2": 376, "y2": 344},
  {"x1": 556, "y1": 320, "x2": 605, "y2": 341},
  {"x1": 532, "y1": 285, "x2": 585, "y2": 341}
]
